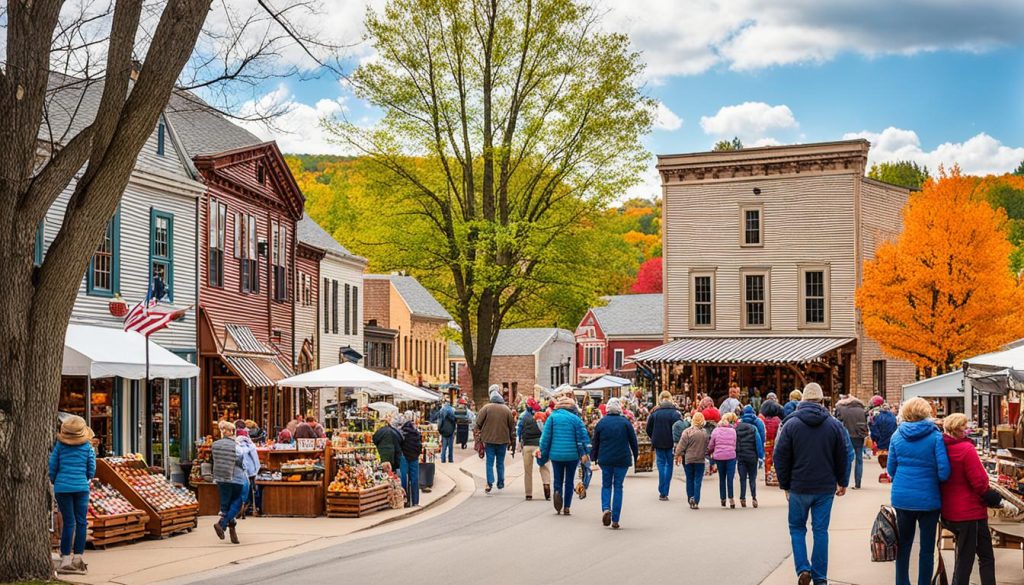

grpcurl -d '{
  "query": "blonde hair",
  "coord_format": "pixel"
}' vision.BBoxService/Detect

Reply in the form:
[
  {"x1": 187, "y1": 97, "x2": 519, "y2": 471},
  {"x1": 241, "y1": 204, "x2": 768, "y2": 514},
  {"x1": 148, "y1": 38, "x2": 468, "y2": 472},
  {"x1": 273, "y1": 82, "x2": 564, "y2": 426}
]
[
  {"x1": 690, "y1": 412, "x2": 705, "y2": 428},
  {"x1": 659, "y1": 391, "x2": 673, "y2": 402},
  {"x1": 218, "y1": 420, "x2": 236, "y2": 437},
  {"x1": 900, "y1": 397, "x2": 933, "y2": 422},
  {"x1": 943, "y1": 413, "x2": 968, "y2": 438},
  {"x1": 790, "y1": 389, "x2": 803, "y2": 401},
  {"x1": 721, "y1": 412, "x2": 738, "y2": 425}
]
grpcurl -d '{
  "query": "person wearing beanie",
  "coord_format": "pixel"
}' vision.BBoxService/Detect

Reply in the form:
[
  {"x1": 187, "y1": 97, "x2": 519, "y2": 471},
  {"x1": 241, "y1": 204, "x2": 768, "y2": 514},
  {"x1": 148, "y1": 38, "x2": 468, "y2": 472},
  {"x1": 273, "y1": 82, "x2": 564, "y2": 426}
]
[
  {"x1": 590, "y1": 398, "x2": 638, "y2": 529},
  {"x1": 675, "y1": 411, "x2": 709, "y2": 509},
  {"x1": 760, "y1": 392, "x2": 785, "y2": 419},
  {"x1": 772, "y1": 382, "x2": 849, "y2": 585},
  {"x1": 373, "y1": 414, "x2": 405, "y2": 473},
  {"x1": 540, "y1": 392, "x2": 591, "y2": 516},
  {"x1": 759, "y1": 399, "x2": 784, "y2": 486},
  {"x1": 708, "y1": 412, "x2": 739, "y2": 508},
  {"x1": 517, "y1": 398, "x2": 551, "y2": 500},
  {"x1": 277, "y1": 428, "x2": 293, "y2": 444},
  {"x1": 211, "y1": 420, "x2": 247, "y2": 544},
  {"x1": 783, "y1": 389, "x2": 803, "y2": 419},
  {"x1": 736, "y1": 409, "x2": 765, "y2": 508},
  {"x1": 476, "y1": 384, "x2": 516, "y2": 493},
  {"x1": 869, "y1": 403, "x2": 898, "y2": 473},
  {"x1": 645, "y1": 391, "x2": 682, "y2": 500},
  {"x1": 50, "y1": 415, "x2": 96, "y2": 575}
]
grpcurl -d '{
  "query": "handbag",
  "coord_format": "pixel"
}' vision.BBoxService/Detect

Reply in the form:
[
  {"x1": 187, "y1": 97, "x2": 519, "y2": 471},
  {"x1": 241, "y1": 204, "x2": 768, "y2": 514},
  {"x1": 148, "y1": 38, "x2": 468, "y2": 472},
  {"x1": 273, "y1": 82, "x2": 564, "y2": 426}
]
[{"x1": 870, "y1": 505, "x2": 899, "y2": 562}]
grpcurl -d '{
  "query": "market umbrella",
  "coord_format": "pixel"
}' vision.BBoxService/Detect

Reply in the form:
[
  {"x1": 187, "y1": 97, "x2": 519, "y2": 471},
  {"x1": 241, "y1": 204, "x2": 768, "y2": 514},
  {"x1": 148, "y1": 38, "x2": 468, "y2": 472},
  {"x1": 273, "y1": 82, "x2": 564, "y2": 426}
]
[
  {"x1": 368, "y1": 402, "x2": 399, "y2": 416},
  {"x1": 582, "y1": 375, "x2": 631, "y2": 390},
  {"x1": 276, "y1": 361, "x2": 439, "y2": 402}
]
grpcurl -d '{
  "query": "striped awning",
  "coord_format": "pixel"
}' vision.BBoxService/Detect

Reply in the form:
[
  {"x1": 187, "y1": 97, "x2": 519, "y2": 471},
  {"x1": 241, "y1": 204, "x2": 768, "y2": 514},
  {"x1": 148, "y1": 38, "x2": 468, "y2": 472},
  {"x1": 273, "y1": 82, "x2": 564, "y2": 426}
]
[
  {"x1": 225, "y1": 324, "x2": 276, "y2": 355},
  {"x1": 630, "y1": 337, "x2": 855, "y2": 365},
  {"x1": 223, "y1": 355, "x2": 293, "y2": 388}
]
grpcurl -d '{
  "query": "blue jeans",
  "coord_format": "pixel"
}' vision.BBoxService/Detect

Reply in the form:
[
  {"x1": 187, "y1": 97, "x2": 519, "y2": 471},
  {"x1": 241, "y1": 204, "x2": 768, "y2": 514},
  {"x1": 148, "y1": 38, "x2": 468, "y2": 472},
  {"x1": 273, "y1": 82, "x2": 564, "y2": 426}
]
[
  {"x1": 895, "y1": 508, "x2": 940, "y2": 585},
  {"x1": 441, "y1": 435, "x2": 455, "y2": 462},
  {"x1": 55, "y1": 491, "x2": 89, "y2": 555},
  {"x1": 683, "y1": 462, "x2": 705, "y2": 504},
  {"x1": 601, "y1": 466, "x2": 628, "y2": 523},
  {"x1": 738, "y1": 460, "x2": 757, "y2": 501},
  {"x1": 788, "y1": 492, "x2": 835, "y2": 583},
  {"x1": 551, "y1": 459, "x2": 579, "y2": 509},
  {"x1": 484, "y1": 443, "x2": 507, "y2": 488},
  {"x1": 716, "y1": 458, "x2": 736, "y2": 500},
  {"x1": 399, "y1": 457, "x2": 420, "y2": 505},
  {"x1": 217, "y1": 480, "x2": 247, "y2": 529},
  {"x1": 655, "y1": 448, "x2": 673, "y2": 497},
  {"x1": 850, "y1": 438, "x2": 865, "y2": 488}
]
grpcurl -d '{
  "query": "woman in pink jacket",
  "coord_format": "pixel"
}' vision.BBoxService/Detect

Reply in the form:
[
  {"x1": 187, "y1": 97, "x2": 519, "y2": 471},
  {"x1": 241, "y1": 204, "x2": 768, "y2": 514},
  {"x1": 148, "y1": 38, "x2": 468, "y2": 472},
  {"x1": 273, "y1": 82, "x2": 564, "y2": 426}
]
[
  {"x1": 708, "y1": 412, "x2": 739, "y2": 508},
  {"x1": 940, "y1": 414, "x2": 994, "y2": 585}
]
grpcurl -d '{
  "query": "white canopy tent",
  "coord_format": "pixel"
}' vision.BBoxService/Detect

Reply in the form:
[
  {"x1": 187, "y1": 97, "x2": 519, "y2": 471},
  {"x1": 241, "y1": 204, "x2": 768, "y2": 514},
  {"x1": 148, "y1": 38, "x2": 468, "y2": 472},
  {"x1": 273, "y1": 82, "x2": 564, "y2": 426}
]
[
  {"x1": 368, "y1": 402, "x2": 399, "y2": 416},
  {"x1": 581, "y1": 375, "x2": 632, "y2": 391},
  {"x1": 276, "y1": 361, "x2": 439, "y2": 402},
  {"x1": 63, "y1": 323, "x2": 199, "y2": 379}
]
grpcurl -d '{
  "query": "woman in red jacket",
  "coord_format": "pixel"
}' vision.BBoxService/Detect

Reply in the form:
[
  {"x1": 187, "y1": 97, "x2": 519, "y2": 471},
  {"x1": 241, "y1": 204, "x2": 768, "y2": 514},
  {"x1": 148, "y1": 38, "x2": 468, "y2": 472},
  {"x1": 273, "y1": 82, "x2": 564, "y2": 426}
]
[{"x1": 940, "y1": 414, "x2": 994, "y2": 585}]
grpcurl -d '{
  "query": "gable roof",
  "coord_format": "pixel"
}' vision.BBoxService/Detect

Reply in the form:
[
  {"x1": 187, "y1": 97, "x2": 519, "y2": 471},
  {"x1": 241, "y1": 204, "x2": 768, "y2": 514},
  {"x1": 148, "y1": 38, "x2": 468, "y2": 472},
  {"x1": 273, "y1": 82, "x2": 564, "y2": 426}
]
[
  {"x1": 297, "y1": 212, "x2": 366, "y2": 264},
  {"x1": 448, "y1": 340, "x2": 465, "y2": 359},
  {"x1": 192, "y1": 141, "x2": 305, "y2": 221},
  {"x1": 493, "y1": 328, "x2": 573, "y2": 356},
  {"x1": 164, "y1": 91, "x2": 263, "y2": 157},
  {"x1": 365, "y1": 274, "x2": 452, "y2": 321},
  {"x1": 590, "y1": 294, "x2": 663, "y2": 337}
]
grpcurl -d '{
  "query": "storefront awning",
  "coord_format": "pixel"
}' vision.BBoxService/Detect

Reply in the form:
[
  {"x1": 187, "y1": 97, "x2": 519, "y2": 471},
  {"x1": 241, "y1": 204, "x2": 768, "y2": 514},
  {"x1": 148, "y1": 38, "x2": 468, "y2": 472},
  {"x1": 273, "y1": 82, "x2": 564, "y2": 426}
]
[
  {"x1": 63, "y1": 323, "x2": 199, "y2": 379},
  {"x1": 902, "y1": 371, "x2": 963, "y2": 400},
  {"x1": 630, "y1": 337, "x2": 855, "y2": 365},
  {"x1": 222, "y1": 355, "x2": 293, "y2": 388}
]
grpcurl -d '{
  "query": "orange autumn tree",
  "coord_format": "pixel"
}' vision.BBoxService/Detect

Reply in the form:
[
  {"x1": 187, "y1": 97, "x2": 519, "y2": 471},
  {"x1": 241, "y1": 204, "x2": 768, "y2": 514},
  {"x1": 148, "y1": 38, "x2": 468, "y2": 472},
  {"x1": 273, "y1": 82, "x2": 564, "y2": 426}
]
[{"x1": 856, "y1": 167, "x2": 1024, "y2": 373}]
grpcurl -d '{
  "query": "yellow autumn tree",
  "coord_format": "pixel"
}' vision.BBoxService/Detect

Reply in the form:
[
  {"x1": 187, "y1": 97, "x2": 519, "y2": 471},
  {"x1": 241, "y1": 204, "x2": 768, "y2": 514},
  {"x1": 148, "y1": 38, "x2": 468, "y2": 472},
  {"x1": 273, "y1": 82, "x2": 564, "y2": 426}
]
[{"x1": 856, "y1": 167, "x2": 1024, "y2": 373}]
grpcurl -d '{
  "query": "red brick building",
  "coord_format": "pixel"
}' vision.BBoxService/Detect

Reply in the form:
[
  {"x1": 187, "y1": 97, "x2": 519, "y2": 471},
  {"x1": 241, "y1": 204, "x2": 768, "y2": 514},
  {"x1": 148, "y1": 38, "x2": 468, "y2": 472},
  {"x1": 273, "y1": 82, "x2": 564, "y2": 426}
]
[{"x1": 575, "y1": 294, "x2": 663, "y2": 383}]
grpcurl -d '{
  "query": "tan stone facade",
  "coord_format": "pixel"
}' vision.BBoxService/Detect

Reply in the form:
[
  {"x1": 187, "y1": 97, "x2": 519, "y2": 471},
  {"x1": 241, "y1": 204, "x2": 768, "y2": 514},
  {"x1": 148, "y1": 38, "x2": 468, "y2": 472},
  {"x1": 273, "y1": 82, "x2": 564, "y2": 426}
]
[
  {"x1": 362, "y1": 275, "x2": 449, "y2": 386},
  {"x1": 462, "y1": 355, "x2": 537, "y2": 400}
]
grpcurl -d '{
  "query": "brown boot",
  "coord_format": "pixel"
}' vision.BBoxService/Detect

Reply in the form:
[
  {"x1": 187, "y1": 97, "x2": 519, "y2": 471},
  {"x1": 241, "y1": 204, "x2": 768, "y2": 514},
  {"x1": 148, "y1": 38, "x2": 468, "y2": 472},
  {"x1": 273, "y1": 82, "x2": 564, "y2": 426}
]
[
  {"x1": 543, "y1": 484, "x2": 551, "y2": 501},
  {"x1": 228, "y1": 522, "x2": 239, "y2": 544}
]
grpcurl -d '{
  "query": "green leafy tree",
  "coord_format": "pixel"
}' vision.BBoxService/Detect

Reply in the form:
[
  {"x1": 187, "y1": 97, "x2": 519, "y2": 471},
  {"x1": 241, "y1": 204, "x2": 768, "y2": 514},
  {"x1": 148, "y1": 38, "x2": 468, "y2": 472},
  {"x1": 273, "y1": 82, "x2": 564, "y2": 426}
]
[
  {"x1": 1014, "y1": 160, "x2": 1024, "y2": 176},
  {"x1": 713, "y1": 137, "x2": 743, "y2": 151},
  {"x1": 330, "y1": 0, "x2": 653, "y2": 403},
  {"x1": 867, "y1": 160, "x2": 931, "y2": 189}
]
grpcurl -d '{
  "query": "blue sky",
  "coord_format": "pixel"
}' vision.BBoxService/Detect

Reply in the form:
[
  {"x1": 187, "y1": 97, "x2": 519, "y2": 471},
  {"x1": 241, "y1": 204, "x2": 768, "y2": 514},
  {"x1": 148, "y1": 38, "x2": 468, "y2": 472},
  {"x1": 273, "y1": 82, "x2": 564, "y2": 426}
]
[{"x1": 235, "y1": 0, "x2": 1024, "y2": 200}]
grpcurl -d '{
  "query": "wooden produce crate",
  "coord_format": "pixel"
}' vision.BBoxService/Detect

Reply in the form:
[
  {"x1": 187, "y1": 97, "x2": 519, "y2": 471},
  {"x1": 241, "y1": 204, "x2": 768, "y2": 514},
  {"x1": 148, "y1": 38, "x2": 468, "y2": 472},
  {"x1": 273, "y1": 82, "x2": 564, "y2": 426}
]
[
  {"x1": 325, "y1": 484, "x2": 390, "y2": 518},
  {"x1": 634, "y1": 441, "x2": 653, "y2": 473},
  {"x1": 88, "y1": 511, "x2": 148, "y2": 549},
  {"x1": 95, "y1": 458, "x2": 199, "y2": 538}
]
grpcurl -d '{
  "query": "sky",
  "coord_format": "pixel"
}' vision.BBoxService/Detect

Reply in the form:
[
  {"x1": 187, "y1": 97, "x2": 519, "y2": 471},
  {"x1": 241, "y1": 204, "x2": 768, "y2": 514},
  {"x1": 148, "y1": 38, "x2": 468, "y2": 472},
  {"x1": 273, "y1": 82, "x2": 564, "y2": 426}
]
[{"x1": 229, "y1": 0, "x2": 1024, "y2": 201}]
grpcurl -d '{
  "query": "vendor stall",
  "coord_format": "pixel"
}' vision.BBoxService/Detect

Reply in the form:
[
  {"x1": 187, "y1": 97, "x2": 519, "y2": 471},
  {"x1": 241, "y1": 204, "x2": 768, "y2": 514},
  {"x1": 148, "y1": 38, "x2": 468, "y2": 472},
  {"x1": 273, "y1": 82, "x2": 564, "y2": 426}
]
[
  {"x1": 95, "y1": 455, "x2": 198, "y2": 538},
  {"x1": 254, "y1": 442, "x2": 330, "y2": 518}
]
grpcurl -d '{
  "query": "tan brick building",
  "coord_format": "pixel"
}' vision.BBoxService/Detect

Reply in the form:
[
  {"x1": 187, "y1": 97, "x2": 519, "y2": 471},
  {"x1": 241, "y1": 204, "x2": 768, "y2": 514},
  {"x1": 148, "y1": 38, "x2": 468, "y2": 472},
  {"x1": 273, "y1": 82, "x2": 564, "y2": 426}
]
[
  {"x1": 633, "y1": 140, "x2": 916, "y2": 405},
  {"x1": 456, "y1": 328, "x2": 575, "y2": 403}
]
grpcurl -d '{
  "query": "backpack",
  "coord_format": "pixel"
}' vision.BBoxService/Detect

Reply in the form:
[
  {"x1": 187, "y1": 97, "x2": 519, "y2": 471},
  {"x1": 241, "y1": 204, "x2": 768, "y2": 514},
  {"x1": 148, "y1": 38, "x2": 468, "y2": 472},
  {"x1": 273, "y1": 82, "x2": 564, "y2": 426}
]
[
  {"x1": 438, "y1": 411, "x2": 456, "y2": 437},
  {"x1": 870, "y1": 505, "x2": 899, "y2": 562}
]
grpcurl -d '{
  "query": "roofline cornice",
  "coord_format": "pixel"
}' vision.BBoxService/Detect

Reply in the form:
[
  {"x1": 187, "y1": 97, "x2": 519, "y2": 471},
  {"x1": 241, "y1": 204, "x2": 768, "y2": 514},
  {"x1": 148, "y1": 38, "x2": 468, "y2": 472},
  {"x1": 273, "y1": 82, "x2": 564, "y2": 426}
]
[{"x1": 658, "y1": 140, "x2": 869, "y2": 185}]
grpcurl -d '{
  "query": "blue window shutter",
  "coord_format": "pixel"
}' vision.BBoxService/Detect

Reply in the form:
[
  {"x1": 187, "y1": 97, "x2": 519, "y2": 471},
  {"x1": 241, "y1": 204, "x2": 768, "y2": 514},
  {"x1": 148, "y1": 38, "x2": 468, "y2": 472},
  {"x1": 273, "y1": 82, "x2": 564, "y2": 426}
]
[
  {"x1": 157, "y1": 120, "x2": 165, "y2": 156},
  {"x1": 86, "y1": 210, "x2": 119, "y2": 297},
  {"x1": 33, "y1": 221, "x2": 44, "y2": 266},
  {"x1": 149, "y1": 208, "x2": 175, "y2": 301}
]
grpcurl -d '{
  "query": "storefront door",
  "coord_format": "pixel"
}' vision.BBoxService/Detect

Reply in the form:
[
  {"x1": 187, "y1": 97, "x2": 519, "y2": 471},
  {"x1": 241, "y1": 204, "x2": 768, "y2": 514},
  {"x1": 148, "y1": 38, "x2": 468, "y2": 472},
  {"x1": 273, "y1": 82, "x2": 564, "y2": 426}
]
[
  {"x1": 59, "y1": 376, "x2": 118, "y2": 457},
  {"x1": 146, "y1": 379, "x2": 183, "y2": 472}
]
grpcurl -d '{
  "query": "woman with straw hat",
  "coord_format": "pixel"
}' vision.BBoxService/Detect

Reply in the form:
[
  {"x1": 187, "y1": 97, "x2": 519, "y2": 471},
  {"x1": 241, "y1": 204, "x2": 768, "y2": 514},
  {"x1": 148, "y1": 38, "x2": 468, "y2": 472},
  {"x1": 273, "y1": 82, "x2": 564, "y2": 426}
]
[{"x1": 49, "y1": 415, "x2": 96, "y2": 575}]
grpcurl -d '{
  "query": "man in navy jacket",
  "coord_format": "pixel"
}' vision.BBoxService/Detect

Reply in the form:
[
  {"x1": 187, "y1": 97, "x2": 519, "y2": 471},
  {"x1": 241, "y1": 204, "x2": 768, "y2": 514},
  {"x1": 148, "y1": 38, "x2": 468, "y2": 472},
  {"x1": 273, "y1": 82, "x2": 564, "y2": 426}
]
[
  {"x1": 773, "y1": 383, "x2": 849, "y2": 585},
  {"x1": 645, "y1": 391, "x2": 681, "y2": 500}
]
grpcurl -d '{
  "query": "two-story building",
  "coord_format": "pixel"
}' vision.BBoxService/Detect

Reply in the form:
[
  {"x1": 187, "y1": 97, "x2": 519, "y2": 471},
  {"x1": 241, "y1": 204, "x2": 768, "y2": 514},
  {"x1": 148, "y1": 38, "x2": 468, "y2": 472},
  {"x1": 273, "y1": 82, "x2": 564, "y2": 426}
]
[
  {"x1": 575, "y1": 294, "x2": 663, "y2": 383},
  {"x1": 454, "y1": 328, "x2": 575, "y2": 402},
  {"x1": 363, "y1": 274, "x2": 451, "y2": 386},
  {"x1": 633, "y1": 140, "x2": 916, "y2": 405}
]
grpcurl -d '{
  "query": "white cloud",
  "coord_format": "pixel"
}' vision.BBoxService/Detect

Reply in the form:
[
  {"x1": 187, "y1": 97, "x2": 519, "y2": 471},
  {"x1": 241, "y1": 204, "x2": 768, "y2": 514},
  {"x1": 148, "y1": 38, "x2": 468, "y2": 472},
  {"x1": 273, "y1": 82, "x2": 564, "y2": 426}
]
[
  {"x1": 843, "y1": 127, "x2": 1024, "y2": 176},
  {"x1": 653, "y1": 102, "x2": 683, "y2": 131},
  {"x1": 700, "y1": 102, "x2": 798, "y2": 145},
  {"x1": 236, "y1": 82, "x2": 358, "y2": 155}
]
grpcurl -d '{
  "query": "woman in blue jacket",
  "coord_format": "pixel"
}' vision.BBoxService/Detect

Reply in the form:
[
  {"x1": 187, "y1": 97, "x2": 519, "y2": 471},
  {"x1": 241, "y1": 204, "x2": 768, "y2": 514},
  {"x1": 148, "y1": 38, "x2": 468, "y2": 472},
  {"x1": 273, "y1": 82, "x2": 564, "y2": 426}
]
[
  {"x1": 887, "y1": 397, "x2": 951, "y2": 585},
  {"x1": 540, "y1": 395, "x2": 590, "y2": 516},
  {"x1": 590, "y1": 398, "x2": 638, "y2": 529},
  {"x1": 49, "y1": 415, "x2": 96, "y2": 575}
]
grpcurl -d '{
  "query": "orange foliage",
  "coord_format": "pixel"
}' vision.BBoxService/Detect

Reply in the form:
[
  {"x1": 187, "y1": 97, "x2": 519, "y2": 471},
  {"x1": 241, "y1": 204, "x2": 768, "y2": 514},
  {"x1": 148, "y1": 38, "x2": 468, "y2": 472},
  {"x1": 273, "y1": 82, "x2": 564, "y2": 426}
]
[
  {"x1": 856, "y1": 167, "x2": 1024, "y2": 372},
  {"x1": 622, "y1": 230, "x2": 659, "y2": 258}
]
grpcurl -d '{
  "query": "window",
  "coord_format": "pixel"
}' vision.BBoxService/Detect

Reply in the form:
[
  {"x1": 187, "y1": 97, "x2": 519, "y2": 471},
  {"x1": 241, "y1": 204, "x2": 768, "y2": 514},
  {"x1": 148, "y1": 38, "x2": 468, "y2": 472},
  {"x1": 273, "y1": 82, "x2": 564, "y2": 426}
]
[
  {"x1": 150, "y1": 210, "x2": 174, "y2": 300},
  {"x1": 872, "y1": 360, "x2": 887, "y2": 395},
  {"x1": 351, "y1": 286, "x2": 359, "y2": 335},
  {"x1": 156, "y1": 120, "x2": 165, "y2": 156},
  {"x1": 207, "y1": 200, "x2": 226, "y2": 287},
  {"x1": 238, "y1": 213, "x2": 258, "y2": 293},
  {"x1": 690, "y1": 270, "x2": 716, "y2": 329},
  {"x1": 741, "y1": 269, "x2": 770, "y2": 329},
  {"x1": 271, "y1": 222, "x2": 286, "y2": 301},
  {"x1": 740, "y1": 204, "x2": 763, "y2": 247},
  {"x1": 256, "y1": 163, "x2": 266, "y2": 185},
  {"x1": 344, "y1": 283, "x2": 351, "y2": 334},
  {"x1": 799, "y1": 265, "x2": 830, "y2": 328},
  {"x1": 87, "y1": 212, "x2": 120, "y2": 296},
  {"x1": 614, "y1": 349, "x2": 624, "y2": 371},
  {"x1": 331, "y1": 280, "x2": 339, "y2": 334},
  {"x1": 323, "y1": 277, "x2": 330, "y2": 333},
  {"x1": 584, "y1": 346, "x2": 602, "y2": 368},
  {"x1": 34, "y1": 221, "x2": 44, "y2": 267}
]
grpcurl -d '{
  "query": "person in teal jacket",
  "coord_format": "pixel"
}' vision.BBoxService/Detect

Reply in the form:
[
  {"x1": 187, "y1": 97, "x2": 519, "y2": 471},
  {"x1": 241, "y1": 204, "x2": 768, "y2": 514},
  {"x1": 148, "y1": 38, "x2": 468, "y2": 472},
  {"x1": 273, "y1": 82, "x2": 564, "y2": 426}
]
[
  {"x1": 540, "y1": 396, "x2": 590, "y2": 516},
  {"x1": 887, "y1": 397, "x2": 951, "y2": 585},
  {"x1": 49, "y1": 415, "x2": 96, "y2": 575}
]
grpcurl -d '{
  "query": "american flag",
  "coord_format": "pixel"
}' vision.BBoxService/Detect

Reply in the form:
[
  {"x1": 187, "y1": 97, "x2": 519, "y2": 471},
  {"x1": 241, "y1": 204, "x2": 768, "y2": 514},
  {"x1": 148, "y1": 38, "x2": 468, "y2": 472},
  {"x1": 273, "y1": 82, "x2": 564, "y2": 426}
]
[{"x1": 123, "y1": 294, "x2": 188, "y2": 337}]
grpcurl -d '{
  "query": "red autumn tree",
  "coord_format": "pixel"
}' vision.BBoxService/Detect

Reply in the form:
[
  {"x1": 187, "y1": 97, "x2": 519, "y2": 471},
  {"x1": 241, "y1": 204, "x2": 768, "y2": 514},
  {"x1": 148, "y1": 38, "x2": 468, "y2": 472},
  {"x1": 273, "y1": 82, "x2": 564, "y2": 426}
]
[
  {"x1": 631, "y1": 257, "x2": 663, "y2": 293},
  {"x1": 856, "y1": 167, "x2": 1024, "y2": 373}
]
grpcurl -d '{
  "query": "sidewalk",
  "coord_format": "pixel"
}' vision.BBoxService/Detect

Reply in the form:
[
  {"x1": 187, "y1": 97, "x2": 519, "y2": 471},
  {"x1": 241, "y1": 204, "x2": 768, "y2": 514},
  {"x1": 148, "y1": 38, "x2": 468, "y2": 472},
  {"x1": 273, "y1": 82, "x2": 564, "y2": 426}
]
[
  {"x1": 759, "y1": 471, "x2": 1024, "y2": 585},
  {"x1": 62, "y1": 461, "x2": 468, "y2": 585}
]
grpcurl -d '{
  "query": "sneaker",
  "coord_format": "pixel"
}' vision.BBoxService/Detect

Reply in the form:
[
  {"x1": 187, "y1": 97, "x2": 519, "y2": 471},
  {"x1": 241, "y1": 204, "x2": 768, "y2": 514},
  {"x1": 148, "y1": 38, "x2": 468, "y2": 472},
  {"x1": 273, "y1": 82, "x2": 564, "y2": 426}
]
[
  {"x1": 602, "y1": 510, "x2": 612, "y2": 527},
  {"x1": 688, "y1": 497, "x2": 695, "y2": 509},
  {"x1": 553, "y1": 491, "x2": 563, "y2": 514},
  {"x1": 72, "y1": 556, "x2": 88, "y2": 575},
  {"x1": 213, "y1": 523, "x2": 226, "y2": 540},
  {"x1": 57, "y1": 556, "x2": 75, "y2": 575},
  {"x1": 798, "y1": 571, "x2": 812, "y2": 585},
  {"x1": 659, "y1": 495, "x2": 668, "y2": 501}
]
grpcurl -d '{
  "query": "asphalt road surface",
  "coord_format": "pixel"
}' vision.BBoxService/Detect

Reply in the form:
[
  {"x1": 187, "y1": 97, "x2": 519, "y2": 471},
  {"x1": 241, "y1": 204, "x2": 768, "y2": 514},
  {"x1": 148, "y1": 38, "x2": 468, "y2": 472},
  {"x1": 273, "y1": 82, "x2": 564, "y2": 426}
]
[{"x1": 188, "y1": 462, "x2": 797, "y2": 585}]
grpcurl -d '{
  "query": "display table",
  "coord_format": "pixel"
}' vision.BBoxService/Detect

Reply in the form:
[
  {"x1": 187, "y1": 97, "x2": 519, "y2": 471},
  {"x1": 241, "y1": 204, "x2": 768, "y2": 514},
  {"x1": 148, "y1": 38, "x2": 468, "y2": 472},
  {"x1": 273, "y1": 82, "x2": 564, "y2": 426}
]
[
  {"x1": 195, "y1": 482, "x2": 221, "y2": 516},
  {"x1": 258, "y1": 481, "x2": 324, "y2": 517},
  {"x1": 989, "y1": 520, "x2": 1024, "y2": 569}
]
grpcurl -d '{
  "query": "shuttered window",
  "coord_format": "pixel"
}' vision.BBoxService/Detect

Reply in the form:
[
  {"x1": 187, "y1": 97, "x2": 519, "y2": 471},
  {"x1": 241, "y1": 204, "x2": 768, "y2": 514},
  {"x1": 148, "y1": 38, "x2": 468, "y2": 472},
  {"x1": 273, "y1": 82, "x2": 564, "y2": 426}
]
[
  {"x1": 149, "y1": 210, "x2": 174, "y2": 301},
  {"x1": 271, "y1": 222, "x2": 286, "y2": 301},
  {"x1": 208, "y1": 201, "x2": 226, "y2": 287},
  {"x1": 323, "y1": 277, "x2": 330, "y2": 333},
  {"x1": 351, "y1": 286, "x2": 358, "y2": 335},
  {"x1": 344, "y1": 283, "x2": 351, "y2": 334},
  {"x1": 88, "y1": 212, "x2": 120, "y2": 296},
  {"x1": 239, "y1": 214, "x2": 258, "y2": 293},
  {"x1": 331, "y1": 280, "x2": 339, "y2": 334}
]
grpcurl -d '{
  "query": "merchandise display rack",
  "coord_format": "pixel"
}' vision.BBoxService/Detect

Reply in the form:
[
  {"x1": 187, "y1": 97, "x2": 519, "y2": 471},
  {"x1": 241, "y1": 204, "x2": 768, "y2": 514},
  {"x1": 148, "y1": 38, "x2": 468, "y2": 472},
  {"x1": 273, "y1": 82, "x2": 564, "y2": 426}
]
[{"x1": 95, "y1": 457, "x2": 198, "y2": 538}]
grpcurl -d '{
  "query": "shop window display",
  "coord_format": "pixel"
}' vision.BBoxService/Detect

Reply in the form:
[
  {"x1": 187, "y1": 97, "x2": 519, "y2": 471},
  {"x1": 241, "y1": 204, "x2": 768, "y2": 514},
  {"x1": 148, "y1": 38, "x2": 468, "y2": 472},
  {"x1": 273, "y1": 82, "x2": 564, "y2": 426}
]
[{"x1": 59, "y1": 376, "x2": 114, "y2": 456}]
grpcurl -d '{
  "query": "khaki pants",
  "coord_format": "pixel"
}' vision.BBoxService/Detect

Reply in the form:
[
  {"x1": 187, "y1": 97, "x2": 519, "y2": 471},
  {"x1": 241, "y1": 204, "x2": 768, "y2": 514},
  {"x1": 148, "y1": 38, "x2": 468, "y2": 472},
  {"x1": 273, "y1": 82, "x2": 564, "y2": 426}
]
[{"x1": 521, "y1": 445, "x2": 551, "y2": 497}]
